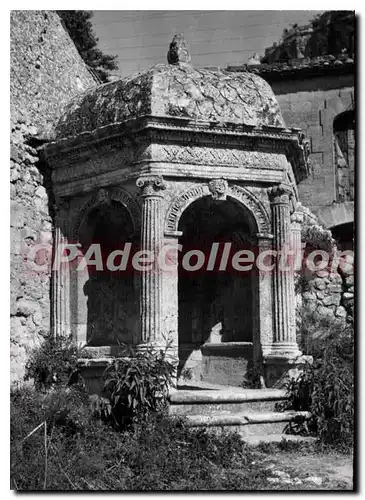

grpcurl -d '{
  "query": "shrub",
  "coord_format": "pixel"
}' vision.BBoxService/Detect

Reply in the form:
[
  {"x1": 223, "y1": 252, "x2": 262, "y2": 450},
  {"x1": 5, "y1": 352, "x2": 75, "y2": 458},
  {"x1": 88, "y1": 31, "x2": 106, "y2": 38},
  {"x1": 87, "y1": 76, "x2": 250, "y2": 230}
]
[
  {"x1": 11, "y1": 384, "x2": 259, "y2": 491},
  {"x1": 282, "y1": 324, "x2": 354, "y2": 447},
  {"x1": 103, "y1": 344, "x2": 176, "y2": 427},
  {"x1": 24, "y1": 335, "x2": 79, "y2": 391}
]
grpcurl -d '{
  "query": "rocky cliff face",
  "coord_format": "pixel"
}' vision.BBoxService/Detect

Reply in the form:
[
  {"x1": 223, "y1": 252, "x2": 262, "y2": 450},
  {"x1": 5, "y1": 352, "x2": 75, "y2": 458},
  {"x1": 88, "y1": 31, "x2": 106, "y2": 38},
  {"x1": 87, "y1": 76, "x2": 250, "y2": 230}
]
[{"x1": 10, "y1": 10, "x2": 96, "y2": 383}]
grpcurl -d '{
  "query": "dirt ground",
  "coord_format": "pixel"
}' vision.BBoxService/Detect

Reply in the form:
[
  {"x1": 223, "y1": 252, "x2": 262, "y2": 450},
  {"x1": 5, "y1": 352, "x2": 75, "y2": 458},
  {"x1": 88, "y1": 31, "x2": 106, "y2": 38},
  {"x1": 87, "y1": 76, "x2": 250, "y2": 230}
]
[{"x1": 258, "y1": 448, "x2": 354, "y2": 490}]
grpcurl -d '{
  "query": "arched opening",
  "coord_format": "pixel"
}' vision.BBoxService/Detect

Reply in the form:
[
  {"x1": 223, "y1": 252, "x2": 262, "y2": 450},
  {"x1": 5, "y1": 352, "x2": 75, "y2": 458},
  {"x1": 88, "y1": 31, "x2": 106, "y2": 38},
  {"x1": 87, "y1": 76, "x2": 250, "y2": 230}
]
[
  {"x1": 333, "y1": 109, "x2": 355, "y2": 203},
  {"x1": 177, "y1": 195, "x2": 258, "y2": 383},
  {"x1": 77, "y1": 200, "x2": 138, "y2": 346},
  {"x1": 330, "y1": 221, "x2": 354, "y2": 251}
]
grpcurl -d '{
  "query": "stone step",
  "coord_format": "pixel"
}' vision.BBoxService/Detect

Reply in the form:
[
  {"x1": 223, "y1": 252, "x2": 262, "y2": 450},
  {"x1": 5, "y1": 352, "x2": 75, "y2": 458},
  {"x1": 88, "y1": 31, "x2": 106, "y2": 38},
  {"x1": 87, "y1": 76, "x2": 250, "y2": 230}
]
[
  {"x1": 169, "y1": 386, "x2": 287, "y2": 416},
  {"x1": 183, "y1": 411, "x2": 310, "y2": 427},
  {"x1": 241, "y1": 434, "x2": 317, "y2": 445},
  {"x1": 182, "y1": 411, "x2": 311, "y2": 436}
]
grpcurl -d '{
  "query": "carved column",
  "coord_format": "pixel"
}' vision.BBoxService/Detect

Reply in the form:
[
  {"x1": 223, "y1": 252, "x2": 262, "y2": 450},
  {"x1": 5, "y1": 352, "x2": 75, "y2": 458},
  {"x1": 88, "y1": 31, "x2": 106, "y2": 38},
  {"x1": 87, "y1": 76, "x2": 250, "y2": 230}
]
[
  {"x1": 136, "y1": 175, "x2": 166, "y2": 346},
  {"x1": 161, "y1": 231, "x2": 181, "y2": 354},
  {"x1": 52, "y1": 201, "x2": 70, "y2": 338},
  {"x1": 254, "y1": 233, "x2": 274, "y2": 358},
  {"x1": 290, "y1": 211, "x2": 304, "y2": 274},
  {"x1": 268, "y1": 185, "x2": 301, "y2": 357}
]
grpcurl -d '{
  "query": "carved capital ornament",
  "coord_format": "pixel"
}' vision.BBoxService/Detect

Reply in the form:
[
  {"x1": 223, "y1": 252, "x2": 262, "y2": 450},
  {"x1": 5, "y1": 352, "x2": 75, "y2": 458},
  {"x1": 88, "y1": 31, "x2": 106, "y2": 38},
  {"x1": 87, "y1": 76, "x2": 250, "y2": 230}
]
[
  {"x1": 136, "y1": 175, "x2": 166, "y2": 197},
  {"x1": 268, "y1": 184, "x2": 292, "y2": 204},
  {"x1": 208, "y1": 178, "x2": 228, "y2": 201}
]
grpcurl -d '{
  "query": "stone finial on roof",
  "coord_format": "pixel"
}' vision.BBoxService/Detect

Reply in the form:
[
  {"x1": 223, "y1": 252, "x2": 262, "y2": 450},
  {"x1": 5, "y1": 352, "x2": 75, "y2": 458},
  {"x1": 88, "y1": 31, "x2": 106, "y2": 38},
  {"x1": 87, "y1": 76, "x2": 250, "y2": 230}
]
[{"x1": 167, "y1": 34, "x2": 191, "y2": 65}]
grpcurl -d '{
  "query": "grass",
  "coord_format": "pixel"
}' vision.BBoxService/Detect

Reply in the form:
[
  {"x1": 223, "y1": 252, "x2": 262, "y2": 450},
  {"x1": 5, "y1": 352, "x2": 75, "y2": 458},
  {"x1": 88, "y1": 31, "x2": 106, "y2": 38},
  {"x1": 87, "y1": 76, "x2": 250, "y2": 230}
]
[{"x1": 10, "y1": 386, "x2": 354, "y2": 491}]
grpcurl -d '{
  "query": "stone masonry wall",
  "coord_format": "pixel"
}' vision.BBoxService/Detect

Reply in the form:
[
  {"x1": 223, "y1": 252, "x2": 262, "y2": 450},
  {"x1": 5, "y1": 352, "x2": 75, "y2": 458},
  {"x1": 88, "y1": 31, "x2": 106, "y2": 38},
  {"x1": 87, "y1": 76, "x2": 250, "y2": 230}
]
[
  {"x1": 295, "y1": 204, "x2": 354, "y2": 352},
  {"x1": 10, "y1": 10, "x2": 96, "y2": 384},
  {"x1": 270, "y1": 74, "x2": 354, "y2": 217}
]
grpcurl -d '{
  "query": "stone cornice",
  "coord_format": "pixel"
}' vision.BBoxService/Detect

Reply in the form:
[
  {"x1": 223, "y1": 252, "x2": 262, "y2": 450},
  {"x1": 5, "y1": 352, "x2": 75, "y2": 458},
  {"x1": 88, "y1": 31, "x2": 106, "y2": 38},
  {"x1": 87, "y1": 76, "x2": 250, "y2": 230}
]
[{"x1": 44, "y1": 116, "x2": 309, "y2": 187}]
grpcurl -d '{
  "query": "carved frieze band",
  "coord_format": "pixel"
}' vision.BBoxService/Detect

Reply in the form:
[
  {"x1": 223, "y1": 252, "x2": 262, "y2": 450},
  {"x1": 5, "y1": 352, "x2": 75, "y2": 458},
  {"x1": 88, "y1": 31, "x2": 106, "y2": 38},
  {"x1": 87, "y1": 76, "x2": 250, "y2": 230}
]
[
  {"x1": 52, "y1": 142, "x2": 286, "y2": 186},
  {"x1": 72, "y1": 186, "x2": 141, "y2": 240},
  {"x1": 165, "y1": 181, "x2": 271, "y2": 234},
  {"x1": 147, "y1": 144, "x2": 285, "y2": 169}
]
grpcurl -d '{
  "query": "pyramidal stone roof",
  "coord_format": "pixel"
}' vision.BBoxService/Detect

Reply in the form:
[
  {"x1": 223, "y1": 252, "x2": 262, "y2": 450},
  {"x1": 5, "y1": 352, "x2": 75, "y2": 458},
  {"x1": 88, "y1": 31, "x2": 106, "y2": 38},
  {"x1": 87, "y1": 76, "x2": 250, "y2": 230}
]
[{"x1": 54, "y1": 34, "x2": 285, "y2": 140}]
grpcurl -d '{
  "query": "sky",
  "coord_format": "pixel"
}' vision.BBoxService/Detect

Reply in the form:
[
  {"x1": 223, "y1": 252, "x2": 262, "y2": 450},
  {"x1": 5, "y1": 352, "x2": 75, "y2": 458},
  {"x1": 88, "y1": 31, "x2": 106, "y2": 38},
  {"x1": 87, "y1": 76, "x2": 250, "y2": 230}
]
[{"x1": 92, "y1": 10, "x2": 323, "y2": 79}]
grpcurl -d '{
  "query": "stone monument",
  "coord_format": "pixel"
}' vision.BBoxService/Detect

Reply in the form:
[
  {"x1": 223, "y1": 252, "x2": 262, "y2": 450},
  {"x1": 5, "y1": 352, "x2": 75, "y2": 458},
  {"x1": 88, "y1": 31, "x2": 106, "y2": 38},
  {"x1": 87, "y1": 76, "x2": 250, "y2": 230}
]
[{"x1": 44, "y1": 35, "x2": 311, "y2": 389}]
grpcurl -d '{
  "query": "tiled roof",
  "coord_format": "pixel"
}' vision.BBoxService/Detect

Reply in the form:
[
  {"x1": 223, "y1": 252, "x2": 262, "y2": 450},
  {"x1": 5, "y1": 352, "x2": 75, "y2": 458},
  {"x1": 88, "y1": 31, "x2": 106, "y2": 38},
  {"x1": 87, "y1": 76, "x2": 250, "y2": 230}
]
[
  {"x1": 227, "y1": 55, "x2": 355, "y2": 82},
  {"x1": 54, "y1": 64, "x2": 285, "y2": 140}
]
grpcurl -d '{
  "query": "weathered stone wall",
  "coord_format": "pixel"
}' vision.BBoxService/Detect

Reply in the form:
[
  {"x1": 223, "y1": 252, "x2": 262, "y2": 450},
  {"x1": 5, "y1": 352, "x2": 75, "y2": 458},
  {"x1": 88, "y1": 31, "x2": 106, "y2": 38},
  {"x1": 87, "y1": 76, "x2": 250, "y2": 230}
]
[
  {"x1": 11, "y1": 10, "x2": 96, "y2": 137},
  {"x1": 270, "y1": 74, "x2": 354, "y2": 221},
  {"x1": 295, "y1": 204, "x2": 354, "y2": 351},
  {"x1": 10, "y1": 10, "x2": 96, "y2": 384}
]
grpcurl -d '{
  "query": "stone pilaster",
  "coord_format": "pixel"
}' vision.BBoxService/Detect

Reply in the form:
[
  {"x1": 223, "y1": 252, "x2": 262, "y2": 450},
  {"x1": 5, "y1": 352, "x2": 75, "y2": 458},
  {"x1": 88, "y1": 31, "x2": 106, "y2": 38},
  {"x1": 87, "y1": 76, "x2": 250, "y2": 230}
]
[
  {"x1": 268, "y1": 185, "x2": 301, "y2": 357},
  {"x1": 254, "y1": 233, "x2": 274, "y2": 358},
  {"x1": 136, "y1": 175, "x2": 166, "y2": 345},
  {"x1": 290, "y1": 211, "x2": 304, "y2": 274},
  {"x1": 52, "y1": 201, "x2": 70, "y2": 338}
]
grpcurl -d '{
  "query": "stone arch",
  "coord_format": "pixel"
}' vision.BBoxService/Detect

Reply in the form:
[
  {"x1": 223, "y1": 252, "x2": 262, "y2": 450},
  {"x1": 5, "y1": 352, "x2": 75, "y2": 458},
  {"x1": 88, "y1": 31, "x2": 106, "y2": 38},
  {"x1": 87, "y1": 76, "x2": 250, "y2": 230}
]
[
  {"x1": 165, "y1": 182, "x2": 271, "y2": 235},
  {"x1": 72, "y1": 186, "x2": 141, "y2": 241}
]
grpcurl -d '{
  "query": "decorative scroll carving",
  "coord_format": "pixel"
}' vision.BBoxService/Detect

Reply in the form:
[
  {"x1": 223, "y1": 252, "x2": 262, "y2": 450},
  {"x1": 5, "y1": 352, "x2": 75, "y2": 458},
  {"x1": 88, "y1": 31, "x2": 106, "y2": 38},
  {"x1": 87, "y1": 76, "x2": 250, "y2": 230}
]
[
  {"x1": 165, "y1": 183, "x2": 271, "y2": 234},
  {"x1": 268, "y1": 184, "x2": 293, "y2": 204},
  {"x1": 136, "y1": 175, "x2": 166, "y2": 197},
  {"x1": 209, "y1": 178, "x2": 228, "y2": 200},
  {"x1": 290, "y1": 212, "x2": 304, "y2": 224}
]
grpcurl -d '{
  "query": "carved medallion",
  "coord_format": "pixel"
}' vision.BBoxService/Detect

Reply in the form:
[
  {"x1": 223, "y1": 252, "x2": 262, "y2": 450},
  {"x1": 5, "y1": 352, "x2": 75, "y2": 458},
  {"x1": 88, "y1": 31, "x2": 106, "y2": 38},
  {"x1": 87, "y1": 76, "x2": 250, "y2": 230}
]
[{"x1": 208, "y1": 178, "x2": 228, "y2": 201}]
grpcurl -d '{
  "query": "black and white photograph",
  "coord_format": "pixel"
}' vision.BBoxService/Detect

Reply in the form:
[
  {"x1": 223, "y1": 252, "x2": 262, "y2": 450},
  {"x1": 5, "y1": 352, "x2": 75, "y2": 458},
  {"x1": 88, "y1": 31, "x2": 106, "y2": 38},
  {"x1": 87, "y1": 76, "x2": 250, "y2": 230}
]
[{"x1": 9, "y1": 8, "x2": 356, "y2": 491}]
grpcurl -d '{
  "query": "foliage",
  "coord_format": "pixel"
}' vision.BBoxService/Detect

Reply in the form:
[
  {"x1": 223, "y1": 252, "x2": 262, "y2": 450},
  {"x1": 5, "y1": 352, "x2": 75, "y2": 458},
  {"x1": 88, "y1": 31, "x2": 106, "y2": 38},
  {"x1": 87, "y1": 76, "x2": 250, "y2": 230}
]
[
  {"x1": 57, "y1": 10, "x2": 118, "y2": 82},
  {"x1": 103, "y1": 344, "x2": 176, "y2": 427},
  {"x1": 11, "y1": 383, "x2": 275, "y2": 491},
  {"x1": 24, "y1": 335, "x2": 80, "y2": 391},
  {"x1": 280, "y1": 324, "x2": 354, "y2": 447},
  {"x1": 309, "y1": 11, "x2": 355, "y2": 58}
]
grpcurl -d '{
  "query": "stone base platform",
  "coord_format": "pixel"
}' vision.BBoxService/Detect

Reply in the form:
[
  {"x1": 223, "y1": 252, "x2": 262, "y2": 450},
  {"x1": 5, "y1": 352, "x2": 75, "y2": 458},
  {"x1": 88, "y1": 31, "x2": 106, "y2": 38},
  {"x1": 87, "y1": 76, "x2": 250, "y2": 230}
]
[
  {"x1": 178, "y1": 342, "x2": 253, "y2": 387},
  {"x1": 263, "y1": 355, "x2": 313, "y2": 388}
]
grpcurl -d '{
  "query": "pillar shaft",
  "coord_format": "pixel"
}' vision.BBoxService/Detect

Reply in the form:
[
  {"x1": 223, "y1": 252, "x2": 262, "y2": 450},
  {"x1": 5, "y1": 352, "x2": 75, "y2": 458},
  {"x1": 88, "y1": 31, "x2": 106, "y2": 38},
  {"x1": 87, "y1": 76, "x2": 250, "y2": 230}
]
[
  {"x1": 269, "y1": 185, "x2": 301, "y2": 356},
  {"x1": 255, "y1": 234, "x2": 274, "y2": 358},
  {"x1": 137, "y1": 175, "x2": 166, "y2": 345},
  {"x1": 52, "y1": 206, "x2": 70, "y2": 338},
  {"x1": 290, "y1": 211, "x2": 304, "y2": 275}
]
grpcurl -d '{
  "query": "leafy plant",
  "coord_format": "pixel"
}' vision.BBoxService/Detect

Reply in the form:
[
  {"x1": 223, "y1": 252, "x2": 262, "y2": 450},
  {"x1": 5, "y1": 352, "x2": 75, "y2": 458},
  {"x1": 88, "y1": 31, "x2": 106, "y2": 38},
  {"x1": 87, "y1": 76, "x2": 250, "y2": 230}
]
[
  {"x1": 57, "y1": 11, "x2": 118, "y2": 82},
  {"x1": 24, "y1": 335, "x2": 80, "y2": 391},
  {"x1": 103, "y1": 343, "x2": 177, "y2": 426},
  {"x1": 280, "y1": 325, "x2": 354, "y2": 447}
]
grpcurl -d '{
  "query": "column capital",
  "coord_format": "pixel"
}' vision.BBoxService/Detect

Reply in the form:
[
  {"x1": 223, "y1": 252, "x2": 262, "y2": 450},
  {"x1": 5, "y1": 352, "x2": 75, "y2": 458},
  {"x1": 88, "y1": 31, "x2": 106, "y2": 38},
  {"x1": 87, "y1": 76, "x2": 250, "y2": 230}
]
[
  {"x1": 268, "y1": 184, "x2": 292, "y2": 204},
  {"x1": 290, "y1": 211, "x2": 304, "y2": 225},
  {"x1": 136, "y1": 175, "x2": 166, "y2": 197}
]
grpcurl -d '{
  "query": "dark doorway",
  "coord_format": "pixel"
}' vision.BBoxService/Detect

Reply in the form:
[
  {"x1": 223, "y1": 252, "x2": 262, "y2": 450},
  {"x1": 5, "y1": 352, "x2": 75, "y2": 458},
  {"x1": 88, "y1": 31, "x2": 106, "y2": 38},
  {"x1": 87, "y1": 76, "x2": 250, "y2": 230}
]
[
  {"x1": 78, "y1": 200, "x2": 138, "y2": 346},
  {"x1": 177, "y1": 195, "x2": 257, "y2": 375}
]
